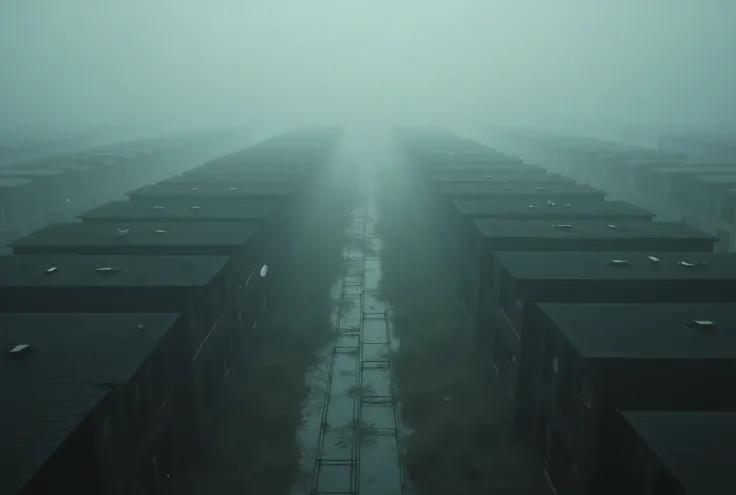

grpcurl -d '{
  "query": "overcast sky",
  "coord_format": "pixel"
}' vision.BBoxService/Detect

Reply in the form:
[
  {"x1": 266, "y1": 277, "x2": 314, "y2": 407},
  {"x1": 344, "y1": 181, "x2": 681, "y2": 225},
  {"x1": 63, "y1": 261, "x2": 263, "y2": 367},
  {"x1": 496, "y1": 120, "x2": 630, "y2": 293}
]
[{"x1": 1, "y1": 0, "x2": 734, "y2": 133}]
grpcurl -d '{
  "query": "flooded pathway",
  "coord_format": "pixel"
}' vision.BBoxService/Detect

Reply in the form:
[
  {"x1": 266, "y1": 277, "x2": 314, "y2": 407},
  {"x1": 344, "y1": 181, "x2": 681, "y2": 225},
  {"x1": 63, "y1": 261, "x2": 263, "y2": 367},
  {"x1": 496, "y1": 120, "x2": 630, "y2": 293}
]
[{"x1": 294, "y1": 163, "x2": 410, "y2": 495}]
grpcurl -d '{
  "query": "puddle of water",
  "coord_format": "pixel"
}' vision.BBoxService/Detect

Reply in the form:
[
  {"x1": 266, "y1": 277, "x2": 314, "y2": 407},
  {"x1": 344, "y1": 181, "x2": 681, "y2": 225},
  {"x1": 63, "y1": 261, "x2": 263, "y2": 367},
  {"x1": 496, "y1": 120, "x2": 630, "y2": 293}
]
[
  {"x1": 362, "y1": 367, "x2": 392, "y2": 397},
  {"x1": 317, "y1": 464, "x2": 353, "y2": 493},
  {"x1": 325, "y1": 395, "x2": 356, "y2": 427},
  {"x1": 332, "y1": 350, "x2": 359, "y2": 380},
  {"x1": 335, "y1": 333, "x2": 360, "y2": 348},
  {"x1": 362, "y1": 342, "x2": 389, "y2": 361},
  {"x1": 338, "y1": 305, "x2": 362, "y2": 331},
  {"x1": 361, "y1": 403, "x2": 396, "y2": 430},
  {"x1": 321, "y1": 424, "x2": 356, "y2": 460},
  {"x1": 362, "y1": 318, "x2": 388, "y2": 344},
  {"x1": 364, "y1": 260, "x2": 382, "y2": 290},
  {"x1": 359, "y1": 433, "x2": 403, "y2": 495},
  {"x1": 363, "y1": 291, "x2": 386, "y2": 315}
]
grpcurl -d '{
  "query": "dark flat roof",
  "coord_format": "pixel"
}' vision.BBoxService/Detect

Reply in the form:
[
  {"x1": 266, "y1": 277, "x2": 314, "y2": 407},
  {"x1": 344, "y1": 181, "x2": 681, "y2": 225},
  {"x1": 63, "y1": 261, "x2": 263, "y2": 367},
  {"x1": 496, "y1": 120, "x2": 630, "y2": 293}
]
[
  {"x1": 427, "y1": 171, "x2": 572, "y2": 184},
  {"x1": 10, "y1": 222, "x2": 257, "y2": 251},
  {"x1": 166, "y1": 173, "x2": 302, "y2": 184},
  {"x1": 184, "y1": 166, "x2": 310, "y2": 177},
  {"x1": 415, "y1": 151, "x2": 522, "y2": 162},
  {"x1": 621, "y1": 411, "x2": 736, "y2": 495},
  {"x1": 80, "y1": 200, "x2": 276, "y2": 222},
  {"x1": 0, "y1": 177, "x2": 32, "y2": 188},
  {"x1": 0, "y1": 312, "x2": 181, "y2": 386},
  {"x1": 439, "y1": 182, "x2": 604, "y2": 197},
  {"x1": 419, "y1": 162, "x2": 534, "y2": 172},
  {"x1": 0, "y1": 169, "x2": 65, "y2": 177},
  {"x1": 196, "y1": 161, "x2": 322, "y2": 174},
  {"x1": 454, "y1": 199, "x2": 652, "y2": 218},
  {"x1": 493, "y1": 251, "x2": 735, "y2": 281},
  {"x1": 537, "y1": 302, "x2": 736, "y2": 359},
  {"x1": 694, "y1": 174, "x2": 736, "y2": 184},
  {"x1": 24, "y1": 163, "x2": 95, "y2": 173},
  {"x1": 128, "y1": 181, "x2": 296, "y2": 198},
  {"x1": 0, "y1": 381, "x2": 108, "y2": 495},
  {"x1": 474, "y1": 219, "x2": 714, "y2": 241},
  {"x1": 0, "y1": 254, "x2": 229, "y2": 287},
  {"x1": 650, "y1": 165, "x2": 736, "y2": 176}
]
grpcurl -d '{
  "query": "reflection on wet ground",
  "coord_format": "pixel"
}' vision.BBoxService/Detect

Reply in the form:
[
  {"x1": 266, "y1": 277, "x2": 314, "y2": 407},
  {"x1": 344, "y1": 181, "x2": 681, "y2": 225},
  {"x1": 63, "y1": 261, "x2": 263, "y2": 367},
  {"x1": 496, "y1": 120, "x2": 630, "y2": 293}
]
[{"x1": 294, "y1": 165, "x2": 409, "y2": 495}]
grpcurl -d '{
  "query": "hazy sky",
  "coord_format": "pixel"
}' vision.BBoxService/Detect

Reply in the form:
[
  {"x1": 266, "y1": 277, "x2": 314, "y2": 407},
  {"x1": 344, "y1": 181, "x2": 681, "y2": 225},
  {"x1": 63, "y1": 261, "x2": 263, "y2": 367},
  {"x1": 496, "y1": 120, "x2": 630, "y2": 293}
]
[{"x1": 1, "y1": 0, "x2": 734, "y2": 132}]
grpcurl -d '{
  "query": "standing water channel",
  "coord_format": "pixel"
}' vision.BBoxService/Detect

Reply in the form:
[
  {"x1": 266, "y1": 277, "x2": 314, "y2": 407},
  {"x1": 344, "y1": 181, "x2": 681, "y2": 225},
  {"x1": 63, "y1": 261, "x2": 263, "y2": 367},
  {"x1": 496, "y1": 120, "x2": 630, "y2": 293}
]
[{"x1": 293, "y1": 162, "x2": 411, "y2": 495}]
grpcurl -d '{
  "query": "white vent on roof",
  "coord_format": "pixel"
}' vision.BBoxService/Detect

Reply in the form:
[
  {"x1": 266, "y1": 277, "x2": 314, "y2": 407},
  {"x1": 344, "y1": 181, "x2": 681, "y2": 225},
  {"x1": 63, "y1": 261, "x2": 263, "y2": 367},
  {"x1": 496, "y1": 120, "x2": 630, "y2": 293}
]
[
  {"x1": 678, "y1": 260, "x2": 707, "y2": 268},
  {"x1": 65, "y1": 198, "x2": 71, "y2": 203},
  {"x1": 547, "y1": 200, "x2": 556, "y2": 207},
  {"x1": 44, "y1": 266, "x2": 58, "y2": 274},
  {"x1": 260, "y1": 265, "x2": 269, "y2": 278},
  {"x1": 189, "y1": 205, "x2": 200, "y2": 210},
  {"x1": 155, "y1": 229, "x2": 166, "y2": 234},
  {"x1": 648, "y1": 256, "x2": 661, "y2": 263},
  {"x1": 484, "y1": 175, "x2": 493, "y2": 179},
  {"x1": 9, "y1": 344, "x2": 32, "y2": 354},
  {"x1": 607, "y1": 260, "x2": 629, "y2": 266},
  {"x1": 95, "y1": 266, "x2": 123, "y2": 275},
  {"x1": 608, "y1": 224, "x2": 617, "y2": 229},
  {"x1": 554, "y1": 224, "x2": 572, "y2": 230},
  {"x1": 191, "y1": 187, "x2": 199, "y2": 191},
  {"x1": 687, "y1": 320, "x2": 716, "y2": 330},
  {"x1": 153, "y1": 205, "x2": 165, "y2": 210},
  {"x1": 528, "y1": 205, "x2": 534, "y2": 208},
  {"x1": 565, "y1": 204, "x2": 571, "y2": 207},
  {"x1": 227, "y1": 187, "x2": 238, "y2": 191},
  {"x1": 537, "y1": 187, "x2": 546, "y2": 191},
  {"x1": 138, "y1": 323, "x2": 144, "y2": 330},
  {"x1": 116, "y1": 228, "x2": 130, "y2": 237}
]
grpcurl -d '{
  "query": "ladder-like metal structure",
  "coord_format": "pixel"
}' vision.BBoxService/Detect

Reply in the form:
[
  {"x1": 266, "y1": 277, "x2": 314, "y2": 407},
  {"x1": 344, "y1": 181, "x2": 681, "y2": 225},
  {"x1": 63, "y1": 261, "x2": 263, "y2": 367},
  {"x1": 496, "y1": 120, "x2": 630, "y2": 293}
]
[{"x1": 297, "y1": 177, "x2": 411, "y2": 495}]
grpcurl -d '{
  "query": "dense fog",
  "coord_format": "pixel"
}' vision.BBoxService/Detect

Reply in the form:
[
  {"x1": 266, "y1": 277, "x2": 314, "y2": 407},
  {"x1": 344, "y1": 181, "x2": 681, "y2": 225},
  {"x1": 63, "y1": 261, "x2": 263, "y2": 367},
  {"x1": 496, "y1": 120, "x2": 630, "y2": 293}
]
[{"x1": 1, "y1": 0, "x2": 735, "y2": 134}]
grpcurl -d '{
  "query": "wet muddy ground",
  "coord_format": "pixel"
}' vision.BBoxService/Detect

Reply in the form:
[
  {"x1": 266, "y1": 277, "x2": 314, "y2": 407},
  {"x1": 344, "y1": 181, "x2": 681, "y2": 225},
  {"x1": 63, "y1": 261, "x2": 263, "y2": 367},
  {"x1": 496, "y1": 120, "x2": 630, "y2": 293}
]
[{"x1": 183, "y1": 139, "x2": 551, "y2": 495}]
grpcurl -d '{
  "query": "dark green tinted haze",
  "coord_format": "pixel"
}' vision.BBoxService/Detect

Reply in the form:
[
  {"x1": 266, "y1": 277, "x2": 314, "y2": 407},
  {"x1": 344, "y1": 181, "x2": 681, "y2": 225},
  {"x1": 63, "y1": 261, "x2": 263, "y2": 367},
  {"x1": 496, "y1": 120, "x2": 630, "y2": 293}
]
[{"x1": 1, "y1": 0, "x2": 734, "y2": 132}]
